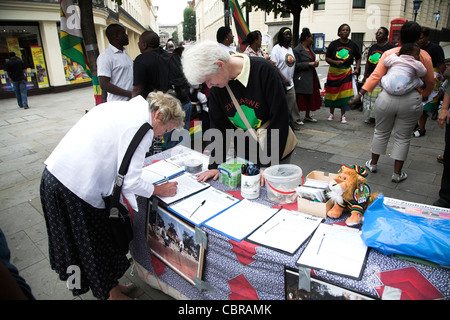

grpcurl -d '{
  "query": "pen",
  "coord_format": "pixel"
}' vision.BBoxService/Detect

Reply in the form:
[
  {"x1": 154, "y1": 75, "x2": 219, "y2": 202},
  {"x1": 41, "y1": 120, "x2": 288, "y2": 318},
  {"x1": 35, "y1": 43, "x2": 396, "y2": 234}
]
[
  {"x1": 264, "y1": 219, "x2": 285, "y2": 234},
  {"x1": 317, "y1": 233, "x2": 325, "y2": 255},
  {"x1": 190, "y1": 200, "x2": 206, "y2": 217}
]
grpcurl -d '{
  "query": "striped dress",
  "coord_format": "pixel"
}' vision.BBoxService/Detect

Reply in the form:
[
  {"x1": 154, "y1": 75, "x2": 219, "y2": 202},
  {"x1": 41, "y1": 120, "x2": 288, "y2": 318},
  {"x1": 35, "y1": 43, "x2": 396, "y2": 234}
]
[{"x1": 324, "y1": 39, "x2": 361, "y2": 109}]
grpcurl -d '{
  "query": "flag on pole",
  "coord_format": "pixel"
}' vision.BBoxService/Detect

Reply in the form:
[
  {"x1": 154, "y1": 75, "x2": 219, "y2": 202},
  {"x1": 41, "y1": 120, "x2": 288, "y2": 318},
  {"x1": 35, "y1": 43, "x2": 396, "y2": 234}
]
[
  {"x1": 230, "y1": 0, "x2": 250, "y2": 52},
  {"x1": 60, "y1": 0, "x2": 91, "y2": 78},
  {"x1": 60, "y1": 0, "x2": 102, "y2": 104}
]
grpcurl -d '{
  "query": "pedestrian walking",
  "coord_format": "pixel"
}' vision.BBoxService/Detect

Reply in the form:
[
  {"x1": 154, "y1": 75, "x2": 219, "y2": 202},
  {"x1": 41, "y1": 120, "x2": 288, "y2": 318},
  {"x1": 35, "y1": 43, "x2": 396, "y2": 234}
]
[{"x1": 5, "y1": 52, "x2": 29, "y2": 109}]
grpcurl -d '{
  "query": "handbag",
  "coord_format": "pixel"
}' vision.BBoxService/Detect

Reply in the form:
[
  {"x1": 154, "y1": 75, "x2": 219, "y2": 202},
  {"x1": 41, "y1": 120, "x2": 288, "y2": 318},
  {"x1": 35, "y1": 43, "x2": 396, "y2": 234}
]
[
  {"x1": 226, "y1": 85, "x2": 297, "y2": 159},
  {"x1": 104, "y1": 122, "x2": 152, "y2": 254}
]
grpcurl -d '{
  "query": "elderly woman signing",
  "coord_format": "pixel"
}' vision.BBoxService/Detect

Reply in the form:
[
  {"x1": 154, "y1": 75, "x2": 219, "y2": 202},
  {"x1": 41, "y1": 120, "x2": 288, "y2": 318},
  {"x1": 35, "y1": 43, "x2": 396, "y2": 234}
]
[{"x1": 40, "y1": 91, "x2": 185, "y2": 300}]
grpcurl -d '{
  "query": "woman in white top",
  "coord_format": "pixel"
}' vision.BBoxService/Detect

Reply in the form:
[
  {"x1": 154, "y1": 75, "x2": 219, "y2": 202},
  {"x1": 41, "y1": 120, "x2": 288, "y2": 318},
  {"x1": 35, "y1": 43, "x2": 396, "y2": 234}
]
[
  {"x1": 40, "y1": 91, "x2": 184, "y2": 300},
  {"x1": 271, "y1": 27, "x2": 302, "y2": 129}
]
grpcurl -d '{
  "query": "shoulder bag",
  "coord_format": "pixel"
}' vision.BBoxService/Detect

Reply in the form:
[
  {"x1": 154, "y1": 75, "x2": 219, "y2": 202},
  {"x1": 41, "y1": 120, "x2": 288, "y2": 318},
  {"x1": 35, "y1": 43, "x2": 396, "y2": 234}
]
[
  {"x1": 225, "y1": 85, "x2": 297, "y2": 159},
  {"x1": 104, "y1": 122, "x2": 152, "y2": 255}
]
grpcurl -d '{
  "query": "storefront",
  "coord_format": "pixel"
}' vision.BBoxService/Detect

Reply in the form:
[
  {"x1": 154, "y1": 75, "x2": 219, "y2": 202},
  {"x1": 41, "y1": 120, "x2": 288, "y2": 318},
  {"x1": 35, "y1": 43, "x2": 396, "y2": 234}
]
[
  {"x1": 0, "y1": 22, "x2": 47, "y2": 93},
  {"x1": 0, "y1": 21, "x2": 92, "y2": 97}
]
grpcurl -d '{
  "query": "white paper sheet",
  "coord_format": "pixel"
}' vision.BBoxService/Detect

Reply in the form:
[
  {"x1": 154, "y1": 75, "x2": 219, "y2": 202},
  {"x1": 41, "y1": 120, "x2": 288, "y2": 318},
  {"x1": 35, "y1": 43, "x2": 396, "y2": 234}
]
[
  {"x1": 248, "y1": 209, "x2": 323, "y2": 254},
  {"x1": 204, "y1": 199, "x2": 278, "y2": 242},
  {"x1": 156, "y1": 173, "x2": 210, "y2": 205},
  {"x1": 142, "y1": 159, "x2": 184, "y2": 184},
  {"x1": 169, "y1": 187, "x2": 240, "y2": 226},
  {"x1": 296, "y1": 223, "x2": 368, "y2": 279}
]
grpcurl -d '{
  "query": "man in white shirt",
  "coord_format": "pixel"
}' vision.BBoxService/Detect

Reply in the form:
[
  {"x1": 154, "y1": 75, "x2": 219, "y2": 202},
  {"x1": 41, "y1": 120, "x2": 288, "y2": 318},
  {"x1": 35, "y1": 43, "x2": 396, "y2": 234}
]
[
  {"x1": 217, "y1": 26, "x2": 237, "y2": 55},
  {"x1": 97, "y1": 24, "x2": 133, "y2": 102}
]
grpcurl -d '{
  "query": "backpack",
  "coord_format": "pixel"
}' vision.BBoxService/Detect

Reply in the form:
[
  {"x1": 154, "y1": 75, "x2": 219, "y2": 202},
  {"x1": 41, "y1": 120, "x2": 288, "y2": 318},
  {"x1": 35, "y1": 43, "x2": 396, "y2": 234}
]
[{"x1": 156, "y1": 48, "x2": 189, "y2": 103}]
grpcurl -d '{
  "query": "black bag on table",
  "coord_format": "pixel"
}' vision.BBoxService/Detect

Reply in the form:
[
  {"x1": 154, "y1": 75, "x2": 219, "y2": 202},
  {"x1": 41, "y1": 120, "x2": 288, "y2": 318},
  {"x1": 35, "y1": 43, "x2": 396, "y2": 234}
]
[{"x1": 104, "y1": 123, "x2": 152, "y2": 255}]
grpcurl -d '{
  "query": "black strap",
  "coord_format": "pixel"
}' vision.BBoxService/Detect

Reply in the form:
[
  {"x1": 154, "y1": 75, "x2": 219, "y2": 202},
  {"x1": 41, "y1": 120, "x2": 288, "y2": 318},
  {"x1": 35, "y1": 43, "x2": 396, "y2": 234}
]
[{"x1": 110, "y1": 123, "x2": 153, "y2": 207}]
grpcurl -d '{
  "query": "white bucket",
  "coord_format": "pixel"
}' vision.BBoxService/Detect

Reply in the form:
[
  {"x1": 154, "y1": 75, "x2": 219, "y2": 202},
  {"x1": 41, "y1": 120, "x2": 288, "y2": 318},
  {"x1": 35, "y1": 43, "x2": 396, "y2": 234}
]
[{"x1": 264, "y1": 164, "x2": 303, "y2": 204}]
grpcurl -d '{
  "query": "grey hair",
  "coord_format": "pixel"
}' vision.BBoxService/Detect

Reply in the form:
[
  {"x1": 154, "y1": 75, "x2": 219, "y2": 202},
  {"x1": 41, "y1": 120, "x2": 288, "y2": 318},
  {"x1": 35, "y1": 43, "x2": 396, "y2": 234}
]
[
  {"x1": 181, "y1": 40, "x2": 231, "y2": 85},
  {"x1": 146, "y1": 91, "x2": 185, "y2": 128}
]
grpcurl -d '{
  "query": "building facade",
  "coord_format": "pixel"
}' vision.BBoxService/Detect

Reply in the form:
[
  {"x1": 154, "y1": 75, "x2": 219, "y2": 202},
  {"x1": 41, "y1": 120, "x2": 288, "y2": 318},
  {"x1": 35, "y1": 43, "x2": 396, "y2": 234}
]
[
  {"x1": 0, "y1": 0, "x2": 157, "y2": 98},
  {"x1": 194, "y1": 0, "x2": 449, "y2": 55}
]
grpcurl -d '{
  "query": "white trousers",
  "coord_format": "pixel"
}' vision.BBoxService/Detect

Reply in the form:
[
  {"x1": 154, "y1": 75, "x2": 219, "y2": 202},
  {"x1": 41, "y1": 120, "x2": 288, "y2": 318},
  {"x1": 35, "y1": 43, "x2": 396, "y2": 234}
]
[{"x1": 371, "y1": 90, "x2": 422, "y2": 161}]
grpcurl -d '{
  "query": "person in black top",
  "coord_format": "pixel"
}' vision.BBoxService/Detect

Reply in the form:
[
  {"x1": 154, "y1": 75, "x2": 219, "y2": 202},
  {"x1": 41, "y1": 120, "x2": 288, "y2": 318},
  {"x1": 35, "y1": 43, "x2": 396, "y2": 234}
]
[
  {"x1": 181, "y1": 40, "x2": 295, "y2": 183},
  {"x1": 5, "y1": 52, "x2": 29, "y2": 109},
  {"x1": 132, "y1": 31, "x2": 191, "y2": 149},
  {"x1": 361, "y1": 27, "x2": 394, "y2": 123}
]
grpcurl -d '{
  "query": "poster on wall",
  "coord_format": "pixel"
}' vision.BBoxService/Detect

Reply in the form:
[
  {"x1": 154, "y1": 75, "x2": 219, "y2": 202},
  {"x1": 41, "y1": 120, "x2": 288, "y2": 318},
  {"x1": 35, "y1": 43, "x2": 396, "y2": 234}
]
[
  {"x1": 6, "y1": 37, "x2": 22, "y2": 59},
  {"x1": 30, "y1": 46, "x2": 49, "y2": 88}
]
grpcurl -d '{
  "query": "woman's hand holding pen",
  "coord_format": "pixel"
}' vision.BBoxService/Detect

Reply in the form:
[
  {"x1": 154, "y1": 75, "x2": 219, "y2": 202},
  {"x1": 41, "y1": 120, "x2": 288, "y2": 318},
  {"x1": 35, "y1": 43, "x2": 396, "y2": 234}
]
[{"x1": 153, "y1": 181, "x2": 178, "y2": 197}]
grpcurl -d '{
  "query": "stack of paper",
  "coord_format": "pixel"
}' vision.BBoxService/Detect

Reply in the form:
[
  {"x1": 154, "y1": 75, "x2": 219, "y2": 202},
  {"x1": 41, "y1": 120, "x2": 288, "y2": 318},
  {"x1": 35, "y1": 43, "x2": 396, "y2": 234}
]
[{"x1": 296, "y1": 178, "x2": 331, "y2": 202}]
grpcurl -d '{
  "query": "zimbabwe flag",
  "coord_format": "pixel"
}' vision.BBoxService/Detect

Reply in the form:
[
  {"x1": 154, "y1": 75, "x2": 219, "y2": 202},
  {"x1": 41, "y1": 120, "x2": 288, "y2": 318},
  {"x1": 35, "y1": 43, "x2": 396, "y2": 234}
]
[{"x1": 230, "y1": 0, "x2": 249, "y2": 52}]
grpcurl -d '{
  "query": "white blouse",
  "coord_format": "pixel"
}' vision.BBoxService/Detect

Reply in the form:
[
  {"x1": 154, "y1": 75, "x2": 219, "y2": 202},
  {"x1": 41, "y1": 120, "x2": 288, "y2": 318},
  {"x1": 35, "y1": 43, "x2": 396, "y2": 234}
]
[{"x1": 45, "y1": 96, "x2": 155, "y2": 211}]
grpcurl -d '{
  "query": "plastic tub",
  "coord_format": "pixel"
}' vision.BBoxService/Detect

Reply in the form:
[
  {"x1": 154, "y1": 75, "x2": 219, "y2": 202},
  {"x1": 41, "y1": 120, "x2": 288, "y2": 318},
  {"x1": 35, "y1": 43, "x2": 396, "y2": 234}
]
[
  {"x1": 264, "y1": 164, "x2": 303, "y2": 204},
  {"x1": 218, "y1": 158, "x2": 250, "y2": 188}
]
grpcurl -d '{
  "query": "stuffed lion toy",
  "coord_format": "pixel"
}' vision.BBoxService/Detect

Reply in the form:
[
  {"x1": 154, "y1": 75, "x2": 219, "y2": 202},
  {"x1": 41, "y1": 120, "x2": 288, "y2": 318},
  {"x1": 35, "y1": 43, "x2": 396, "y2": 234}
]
[{"x1": 327, "y1": 164, "x2": 379, "y2": 226}]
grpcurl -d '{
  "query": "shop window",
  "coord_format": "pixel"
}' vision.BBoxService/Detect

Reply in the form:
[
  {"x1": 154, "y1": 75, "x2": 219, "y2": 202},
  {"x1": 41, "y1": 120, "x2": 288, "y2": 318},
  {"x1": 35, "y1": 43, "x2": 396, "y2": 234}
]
[{"x1": 0, "y1": 24, "x2": 46, "y2": 93}]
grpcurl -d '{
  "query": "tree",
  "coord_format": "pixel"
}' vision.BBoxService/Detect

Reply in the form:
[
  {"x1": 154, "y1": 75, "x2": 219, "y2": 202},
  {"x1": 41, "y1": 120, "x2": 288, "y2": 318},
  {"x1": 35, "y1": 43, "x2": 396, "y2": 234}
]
[
  {"x1": 172, "y1": 30, "x2": 179, "y2": 45},
  {"x1": 242, "y1": 0, "x2": 315, "y2": 47},
  {"x1": 183, "y1": 7, "x2": 196, "y2": 41}
]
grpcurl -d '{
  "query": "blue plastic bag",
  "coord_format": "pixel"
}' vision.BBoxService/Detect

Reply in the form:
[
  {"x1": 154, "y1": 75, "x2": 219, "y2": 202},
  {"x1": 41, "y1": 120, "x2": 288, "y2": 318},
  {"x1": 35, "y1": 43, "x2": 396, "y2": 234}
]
[{"x1": 361, "y1": 195, "x2": 450, "y2": 267}]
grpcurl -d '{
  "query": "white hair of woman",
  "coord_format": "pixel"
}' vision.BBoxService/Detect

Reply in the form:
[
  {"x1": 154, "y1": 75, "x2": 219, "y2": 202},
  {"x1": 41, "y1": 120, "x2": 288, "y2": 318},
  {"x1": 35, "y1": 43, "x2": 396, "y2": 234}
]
[{"x1": 181, "y1": 40, "x2": 231, "y2": 85}]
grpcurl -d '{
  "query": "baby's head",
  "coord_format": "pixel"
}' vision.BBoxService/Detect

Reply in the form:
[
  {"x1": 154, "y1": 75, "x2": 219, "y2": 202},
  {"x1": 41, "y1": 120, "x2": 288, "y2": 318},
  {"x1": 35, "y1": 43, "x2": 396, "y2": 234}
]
[{"x1": 399, "y1": 43, "x2": 421, "y2": 60}]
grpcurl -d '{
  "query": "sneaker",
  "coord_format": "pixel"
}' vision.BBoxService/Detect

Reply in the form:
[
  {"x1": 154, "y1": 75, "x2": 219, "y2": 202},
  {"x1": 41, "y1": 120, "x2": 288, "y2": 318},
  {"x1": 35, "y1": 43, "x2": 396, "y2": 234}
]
[
  {"x1": 327, "y1": 114, "x2": 334, "y2": 121},
  {"x1": 304, "y1": 117, "x2": 318, "y2": 122},
  {"x1": 295, "y1": 119, "x2": 304, "y2": 126},
  {"x1": 365, "y1": 160, "x2": 377, "y2": 173},
  {"x1": 340, "y1": 115, "x2": 347, "y2": 123},
  {"x1": 413, "y1": 129, "x2": 426, "y2": 137},
  {"x1": 391, "y1": 172, "x2": 407, "y2": 183}
]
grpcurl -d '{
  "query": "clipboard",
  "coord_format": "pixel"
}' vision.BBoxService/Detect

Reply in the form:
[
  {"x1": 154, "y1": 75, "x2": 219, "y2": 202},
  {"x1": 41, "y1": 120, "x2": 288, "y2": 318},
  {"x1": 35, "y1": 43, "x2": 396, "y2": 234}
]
[
  {"x1": 168, "y1": 187, "x2": 241, "y2": 226},
  {"x1": 296, "y1": 223, "x2": 369, "y2": 280},
  {"x1": 204, "y1": 199, "x2": 279, "y2": 242},
  {"x1": 155, "y1": 173, "x2": 210, "y2": 205},
  {"x1": 142, "y1": 159, "x2": 185, "y2": 184},
  {"x1": 247, "y1": 209, "x2": 323, "y2": 255}
]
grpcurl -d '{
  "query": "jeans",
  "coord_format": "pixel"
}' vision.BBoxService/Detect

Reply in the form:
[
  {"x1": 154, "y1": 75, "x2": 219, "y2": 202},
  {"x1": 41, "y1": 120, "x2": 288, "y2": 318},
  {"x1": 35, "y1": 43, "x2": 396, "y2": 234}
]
[
  {"x1": 12, "y1": 80, "x2": 28, "y2": 107},
  {"x1": 163, "y1": 101, "x2": 192, "y2": 149}
]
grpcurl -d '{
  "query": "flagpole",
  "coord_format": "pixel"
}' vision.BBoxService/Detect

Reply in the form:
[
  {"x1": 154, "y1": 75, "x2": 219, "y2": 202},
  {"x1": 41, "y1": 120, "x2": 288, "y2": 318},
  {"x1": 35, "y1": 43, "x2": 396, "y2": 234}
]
[{"x1": 224, "y1": 0, "x2": 231, "y2": 28}]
